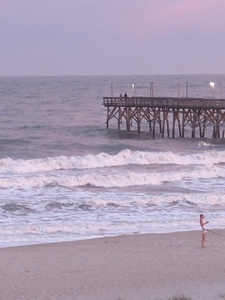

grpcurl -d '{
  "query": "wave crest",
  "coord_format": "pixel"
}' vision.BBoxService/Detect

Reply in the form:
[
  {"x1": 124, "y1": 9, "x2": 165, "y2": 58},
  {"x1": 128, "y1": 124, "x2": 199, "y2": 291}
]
[{"x1": 1, "y1": 149, "x2": 225, "y2": 175}]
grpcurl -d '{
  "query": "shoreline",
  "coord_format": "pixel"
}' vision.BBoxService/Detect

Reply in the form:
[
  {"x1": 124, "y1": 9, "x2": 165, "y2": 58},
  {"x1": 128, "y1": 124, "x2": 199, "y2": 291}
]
[
  {"x1": 2, "y1": 225, "x2": 224, "y2": 250},
  {"x1": 0, "y1": 230, "x2": 225, "y2": 300}
]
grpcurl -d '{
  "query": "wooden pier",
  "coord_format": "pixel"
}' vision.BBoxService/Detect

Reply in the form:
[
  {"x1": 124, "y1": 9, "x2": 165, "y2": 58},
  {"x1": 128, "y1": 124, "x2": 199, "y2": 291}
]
[{"x1": 103, "y1": 97, "x2": 225, "y2": 139}]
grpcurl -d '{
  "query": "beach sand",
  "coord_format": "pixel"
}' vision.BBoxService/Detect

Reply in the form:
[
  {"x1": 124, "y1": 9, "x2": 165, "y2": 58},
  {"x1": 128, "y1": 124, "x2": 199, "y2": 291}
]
[{"x1": 0, "y1": 230, "x2": 225, "y2": 300}]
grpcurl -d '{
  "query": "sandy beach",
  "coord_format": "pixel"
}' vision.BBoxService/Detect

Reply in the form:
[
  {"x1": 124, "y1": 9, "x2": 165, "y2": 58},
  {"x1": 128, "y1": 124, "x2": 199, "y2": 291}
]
[{"x1": 0, "y1": 230, "x2": 225, "y2": 300}]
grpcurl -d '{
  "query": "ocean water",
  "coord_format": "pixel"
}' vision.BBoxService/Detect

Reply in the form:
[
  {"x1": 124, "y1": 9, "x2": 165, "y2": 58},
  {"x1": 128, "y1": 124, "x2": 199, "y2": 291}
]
[{"x1": 0, "y1": 74, "x2": 225, "y2": 248}]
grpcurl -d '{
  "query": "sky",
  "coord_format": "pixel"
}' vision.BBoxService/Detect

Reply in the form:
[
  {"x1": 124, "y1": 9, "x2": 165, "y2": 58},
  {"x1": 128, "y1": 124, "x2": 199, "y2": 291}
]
[{"x1": 0, "y1": 0, "x2": 225, "y2": 76}]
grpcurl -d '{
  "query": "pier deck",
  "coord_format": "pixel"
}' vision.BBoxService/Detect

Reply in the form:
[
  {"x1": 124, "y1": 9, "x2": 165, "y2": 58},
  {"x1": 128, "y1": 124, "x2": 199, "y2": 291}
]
[{"x1": 103, "y1": 97, "x2": 225, "y2": 139}]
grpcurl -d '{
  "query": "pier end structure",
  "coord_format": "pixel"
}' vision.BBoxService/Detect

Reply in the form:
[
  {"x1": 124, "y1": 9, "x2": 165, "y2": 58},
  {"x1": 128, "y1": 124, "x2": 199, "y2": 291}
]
[{"x1": 103, "y1": 96, "x2": 225, "y2": 139}]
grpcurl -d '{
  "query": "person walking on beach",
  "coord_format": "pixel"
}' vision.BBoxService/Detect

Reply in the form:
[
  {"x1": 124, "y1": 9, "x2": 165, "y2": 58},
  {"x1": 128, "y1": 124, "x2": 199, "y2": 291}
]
[{"x1": 200, "y1": 214, "x2": 209, "y2": 248}]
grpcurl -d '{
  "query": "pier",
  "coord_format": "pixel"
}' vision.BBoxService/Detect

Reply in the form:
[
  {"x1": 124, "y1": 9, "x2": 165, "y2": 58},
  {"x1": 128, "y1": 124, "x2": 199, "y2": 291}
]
[{"x1": 103, "y1": 96, "x2": 225, "y2": 139}]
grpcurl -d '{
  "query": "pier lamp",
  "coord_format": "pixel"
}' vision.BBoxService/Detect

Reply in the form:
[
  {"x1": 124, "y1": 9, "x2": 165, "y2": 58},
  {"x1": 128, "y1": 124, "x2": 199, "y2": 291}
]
[
  {"x1": 131, "y1": 83, "x2": 135, "y2": 97},
  {"x1": 209, "y1": 81, "x2": 215, "y2": 98}
]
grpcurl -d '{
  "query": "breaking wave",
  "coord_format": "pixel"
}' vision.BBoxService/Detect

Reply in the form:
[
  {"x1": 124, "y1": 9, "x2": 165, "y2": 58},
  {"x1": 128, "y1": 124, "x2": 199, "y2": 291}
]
[{"x1": 0, "y1": 149, "x2": 225, "y2": 175}]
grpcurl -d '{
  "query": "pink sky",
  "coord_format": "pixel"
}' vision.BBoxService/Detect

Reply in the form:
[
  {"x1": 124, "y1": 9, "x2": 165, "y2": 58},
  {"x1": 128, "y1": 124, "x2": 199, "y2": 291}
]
[{"x1": 0, "y1": 0, "x2": 225, "y2": 76}]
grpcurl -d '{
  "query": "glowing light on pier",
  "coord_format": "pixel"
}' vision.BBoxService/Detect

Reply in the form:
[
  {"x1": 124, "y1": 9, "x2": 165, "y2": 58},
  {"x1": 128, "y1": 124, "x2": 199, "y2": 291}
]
[
  {"x1": 209, "y1": 82, "x2": 215, "y2": 98},
  {"x1": 131, "y1": 83, "x2": 135, "y2": 96},
  {"x1": 209, "y1": 82, "x2": 215, "y2": 88}
]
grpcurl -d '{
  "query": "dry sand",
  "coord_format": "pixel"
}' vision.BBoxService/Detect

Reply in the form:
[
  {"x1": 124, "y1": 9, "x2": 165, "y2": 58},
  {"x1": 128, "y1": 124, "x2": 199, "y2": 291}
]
[{"x1": 0, "y1": 230, "x2": 225, "y2": 300}]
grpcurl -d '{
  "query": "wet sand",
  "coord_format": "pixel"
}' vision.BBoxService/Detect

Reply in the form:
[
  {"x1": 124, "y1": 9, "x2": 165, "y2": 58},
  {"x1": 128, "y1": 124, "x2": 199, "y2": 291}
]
[{"x1": 0, "y1": 230, "x2": 225, "y2": 300}]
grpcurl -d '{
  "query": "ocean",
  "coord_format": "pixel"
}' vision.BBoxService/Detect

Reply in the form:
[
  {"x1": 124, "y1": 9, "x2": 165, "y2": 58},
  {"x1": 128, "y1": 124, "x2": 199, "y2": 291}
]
[{"x1": 0, "y1": 74, "x2": 225, "y2": 248}]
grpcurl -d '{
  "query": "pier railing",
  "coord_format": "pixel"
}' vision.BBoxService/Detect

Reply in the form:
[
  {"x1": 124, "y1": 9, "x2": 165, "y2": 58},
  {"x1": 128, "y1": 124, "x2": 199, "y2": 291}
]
[{"x1": 103, "y1": 97, "x2": 225, "y2": 109}]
